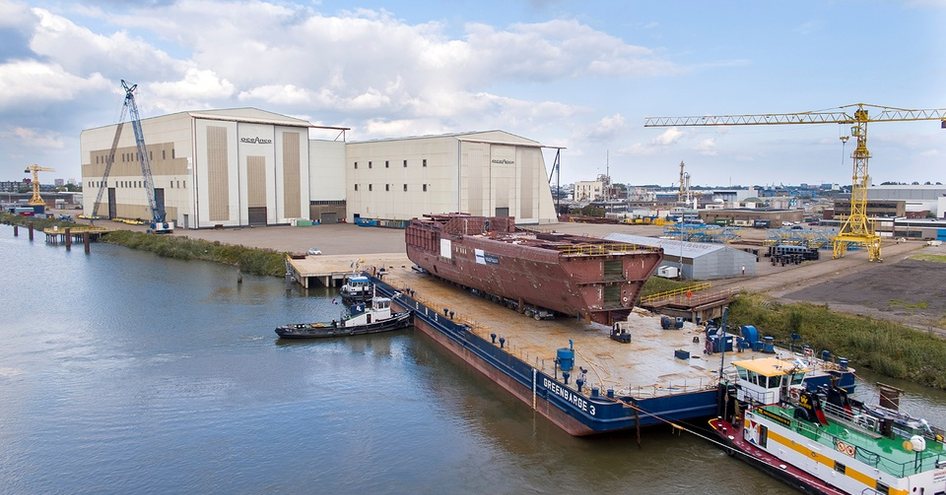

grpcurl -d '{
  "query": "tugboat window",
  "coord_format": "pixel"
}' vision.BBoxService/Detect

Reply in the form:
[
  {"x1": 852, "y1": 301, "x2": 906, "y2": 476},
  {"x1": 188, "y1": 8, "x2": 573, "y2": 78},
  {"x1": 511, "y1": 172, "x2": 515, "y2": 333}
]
[{"x1": 833, "y1": 461, "x2": 845, "y2": 474}]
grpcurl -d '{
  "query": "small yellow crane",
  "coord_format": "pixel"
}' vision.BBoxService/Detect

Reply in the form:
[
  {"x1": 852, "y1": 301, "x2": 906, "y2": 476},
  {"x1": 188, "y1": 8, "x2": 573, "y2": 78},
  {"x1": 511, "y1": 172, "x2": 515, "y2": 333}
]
[{"x1": 24, "y1": 164, "x2": 56, "y2": 206}]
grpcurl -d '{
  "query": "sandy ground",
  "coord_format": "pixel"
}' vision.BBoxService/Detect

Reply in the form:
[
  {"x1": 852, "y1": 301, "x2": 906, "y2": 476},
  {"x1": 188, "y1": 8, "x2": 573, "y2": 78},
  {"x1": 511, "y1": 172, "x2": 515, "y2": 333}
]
[{"x1": 67, "y1": 212, "x2": 945, "y2": 332}]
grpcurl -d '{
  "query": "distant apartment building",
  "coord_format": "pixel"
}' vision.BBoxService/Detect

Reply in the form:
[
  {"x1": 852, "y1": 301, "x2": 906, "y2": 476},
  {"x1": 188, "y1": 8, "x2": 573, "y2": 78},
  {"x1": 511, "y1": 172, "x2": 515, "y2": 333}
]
[
  {"x1": 0, "y1": 180, "x2": 24, "y2": 193},
  {"x1": 54, "y1": 178, "x2": 65, "y2": 187},
  {"x1": 573, "y1": 180, "x2": 604, "y2": 201}
]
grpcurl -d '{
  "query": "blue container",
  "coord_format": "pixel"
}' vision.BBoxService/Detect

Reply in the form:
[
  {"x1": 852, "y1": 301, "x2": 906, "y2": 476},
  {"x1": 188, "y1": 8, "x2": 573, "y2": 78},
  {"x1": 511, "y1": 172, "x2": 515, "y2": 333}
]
[
  {"x1": 821, "y1": 349, "x2": 832, "y2": 361},
  {"x1": 740, "y1": 325, "x2": 759, "y2": 346},
  {"x1": 763, "y1": 336, "x2": 775, "y2": 354},
  {"x1": 674, "y1": 317, "x2": 685, "y2": 329},
  {"x1": 674, "y1": 349, "x2": 691, "y2": 360},
  {"x1": 660, "y1": 316, "x2": 672, "y2": 330},
  {"x1": 838, "y1": 358, "x2": 848, "y2": 371},
  {"x1": 557, "y1": 344, "x2": 575, "y2": 372},
  {"x1": 752, "y1": 341, "x2": 764, "y2": 352}
]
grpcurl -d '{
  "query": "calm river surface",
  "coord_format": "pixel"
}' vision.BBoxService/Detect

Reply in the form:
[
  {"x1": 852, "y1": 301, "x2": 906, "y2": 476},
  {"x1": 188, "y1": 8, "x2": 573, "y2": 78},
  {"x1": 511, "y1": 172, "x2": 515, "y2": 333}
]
[{"x1": 2, "y1": 225, "x2": 945, "y2": 495}]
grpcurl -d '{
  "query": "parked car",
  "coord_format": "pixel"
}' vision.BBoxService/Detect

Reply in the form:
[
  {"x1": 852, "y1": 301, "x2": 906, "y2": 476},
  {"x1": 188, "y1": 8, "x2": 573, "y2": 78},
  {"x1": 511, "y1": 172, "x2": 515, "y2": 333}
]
[{"x1": 307, "y1": 248, "x2": 323, "y2": 256}]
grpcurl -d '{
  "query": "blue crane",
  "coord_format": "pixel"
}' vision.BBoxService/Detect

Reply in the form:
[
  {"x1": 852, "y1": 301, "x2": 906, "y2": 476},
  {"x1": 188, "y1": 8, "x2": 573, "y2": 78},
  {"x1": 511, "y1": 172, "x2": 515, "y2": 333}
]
[
  {"x1": 122, "y1": 79, "x2": 172, "y2": 233},
  {"x1": 91, "y1": 80, "x2": 172, "y2": 233}
]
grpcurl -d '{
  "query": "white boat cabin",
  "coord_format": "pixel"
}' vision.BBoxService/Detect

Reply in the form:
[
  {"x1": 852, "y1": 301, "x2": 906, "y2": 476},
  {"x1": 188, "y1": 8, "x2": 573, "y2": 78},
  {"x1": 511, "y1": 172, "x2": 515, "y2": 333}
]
[
  {"x1": 732, "y1": 357, "x2": 806, "y2": 405},
  {"x1": 341, "y1": 275, "x2": 372, "y2": 298},
  {"x1": 343, "y1": 297, "x2": 393, "y2": 327}
]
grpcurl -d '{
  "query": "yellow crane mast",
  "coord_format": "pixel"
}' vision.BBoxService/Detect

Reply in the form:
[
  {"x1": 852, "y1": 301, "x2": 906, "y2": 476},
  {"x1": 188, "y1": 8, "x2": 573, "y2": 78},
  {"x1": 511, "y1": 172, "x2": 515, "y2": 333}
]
[
  {"x1": 24, "y1": 164, "x2": 56, "y2": 206},
  {"x1": 645, "y1": 103, "x2": 946, "y2": 262}
]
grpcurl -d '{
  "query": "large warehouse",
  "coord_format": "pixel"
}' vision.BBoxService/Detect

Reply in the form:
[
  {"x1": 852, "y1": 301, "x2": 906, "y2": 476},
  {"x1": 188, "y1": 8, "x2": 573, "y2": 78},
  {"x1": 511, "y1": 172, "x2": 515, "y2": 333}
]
[
  {"x1": 80, "y1": 108, "x2": 340, "y2": 229},
  {"x1": 81, "y1": 109, "x2": 557, "y2": 228},
  {"x1": 345, "y1": 131, "x2": 557, "y2": 224},
  {"x1": 605, "y1": 233, "x2": 757, "y2": 280}
]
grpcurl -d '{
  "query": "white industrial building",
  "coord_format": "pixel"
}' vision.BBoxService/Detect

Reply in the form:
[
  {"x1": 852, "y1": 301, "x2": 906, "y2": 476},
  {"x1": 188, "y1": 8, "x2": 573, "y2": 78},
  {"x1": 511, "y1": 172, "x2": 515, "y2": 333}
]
[
  {"x1": 81, "y1": 108, "x2": 557, "y2": 228},
  {"x1": 574, "y1": 180, "x2": 604, "y2": 201},
  {"x1": 345, "y1": 131, "x2": 556, "y2": 224},
  {"x1": 80, "y1": 108, "x2": 338, "y2": 229},
  {"x1": 868, "y1": 185, "x2": 946, "y2": 218},
  {"x1": 605, "y1": 233, "x2": 757, "y2": 280}
]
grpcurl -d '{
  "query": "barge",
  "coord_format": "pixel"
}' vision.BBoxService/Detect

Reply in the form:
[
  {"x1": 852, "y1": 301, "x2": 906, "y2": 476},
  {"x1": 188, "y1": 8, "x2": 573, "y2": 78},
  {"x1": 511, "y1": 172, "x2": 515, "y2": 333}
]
[{"x1": 370, "y1": 268, "x2": 855, "y2": 437}]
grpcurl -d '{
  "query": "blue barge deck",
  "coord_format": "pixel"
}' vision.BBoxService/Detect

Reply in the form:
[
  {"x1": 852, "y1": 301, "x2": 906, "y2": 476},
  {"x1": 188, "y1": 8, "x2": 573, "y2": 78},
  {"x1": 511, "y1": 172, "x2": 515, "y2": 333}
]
[{"x1": 371, "y1": 267, "x2": 852, "y2": 436}]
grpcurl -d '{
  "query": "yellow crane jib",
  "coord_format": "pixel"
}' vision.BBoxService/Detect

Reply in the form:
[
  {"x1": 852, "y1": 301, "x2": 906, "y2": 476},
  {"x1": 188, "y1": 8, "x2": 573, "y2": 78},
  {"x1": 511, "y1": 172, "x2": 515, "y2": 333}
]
[
  {"x1": 644, "y1": 103, "x2": 946, "y2": 262},
  {"x1": 23, "y1": 164, "x2": 56, "y2": 207}
]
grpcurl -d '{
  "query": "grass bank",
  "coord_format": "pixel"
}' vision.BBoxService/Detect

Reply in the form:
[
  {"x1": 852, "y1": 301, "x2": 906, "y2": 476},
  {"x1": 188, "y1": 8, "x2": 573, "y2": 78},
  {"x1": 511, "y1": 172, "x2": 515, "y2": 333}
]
[
  {"x1": 728, "y1": 293, "x2": 946, "y2": 390},
  {"x1": 102, "y1": 230, "x2": 287, "y2": 277},
  {"x1": 640, "y1": 276, "x2": 692, "y2": 297},
  {"x1": 0, "y1": 212, "x2": 74, "y2": 230}
]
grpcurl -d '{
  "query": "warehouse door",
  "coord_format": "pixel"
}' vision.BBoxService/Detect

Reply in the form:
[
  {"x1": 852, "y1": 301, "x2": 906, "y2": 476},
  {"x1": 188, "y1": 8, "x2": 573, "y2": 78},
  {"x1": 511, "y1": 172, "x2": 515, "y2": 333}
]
[
  {"x1": 495, "y1": 207, "x2": 509, "y2": 217},
  {"x1": 248, "y1": 207, "x2": 267, "y2": 226},
  {"x1": 107, "y1": 188, "x2": 116, "y2": 219},
  {"x1": 320, "y1": 212, "x2": 337, "y2": 224}
]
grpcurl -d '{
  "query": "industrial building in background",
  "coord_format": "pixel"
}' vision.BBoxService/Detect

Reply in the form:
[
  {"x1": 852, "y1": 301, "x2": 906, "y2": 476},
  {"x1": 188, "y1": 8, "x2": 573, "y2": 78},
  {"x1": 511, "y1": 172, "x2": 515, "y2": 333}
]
[{"x1": 81, "y1": 105, "x2": 557, "y2": 228}]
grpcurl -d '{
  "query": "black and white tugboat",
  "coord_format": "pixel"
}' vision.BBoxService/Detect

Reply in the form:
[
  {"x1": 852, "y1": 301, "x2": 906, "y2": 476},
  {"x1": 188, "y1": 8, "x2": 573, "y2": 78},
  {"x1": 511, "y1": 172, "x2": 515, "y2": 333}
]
[
  {"x1": 339, "y1": 273, "x2": 372, "y2": 305},
  {"x1": 275, "y1": 293, "x2": 412, "y2": 339}
]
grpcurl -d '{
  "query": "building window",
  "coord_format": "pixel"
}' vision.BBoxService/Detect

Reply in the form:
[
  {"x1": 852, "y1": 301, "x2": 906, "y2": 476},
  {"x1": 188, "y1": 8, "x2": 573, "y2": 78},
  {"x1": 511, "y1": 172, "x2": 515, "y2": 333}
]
[
  {"x1": 162, "y1": 150, "x2": 166, "y2": 160},
  {"x1": 403, "y1": 184, "x2": 408, "y2": 192},
  {"x1": 354, "y1": 184, "x2": 359, "y2": 191},
  {"x1": 385, "y1": 184, "x2": 390, "y2": 191},
  {"x1": 354, "y1": 161, "x2": 358, "y2": 169},
  {"x1": 171, "y1": 148, "x2": 175, "y2": 159},
  {"x1": 368, "y1": 161, "x2": 372, "y2": 169},
  {"x1": 182, "y1": 181, "x2": 185, "y2": 189},
  {"x1": 149, "y1": 151, "x2": 153, "y2": 161},
  {"x1": 403, "y1": 160, "x2": 407, "y2": 168},
  {"x1": 423, "y1": 184, "x2": 428, "y2": 192},
  {"x1": 369, "y1": 184, "x2": 373, "y2": 192},
  {"x1": 385, "y1": 160, "x2": 389, "y2": 168},
  {"x1": 422, "y1": 159, "x2": 427, "y2": 167}
]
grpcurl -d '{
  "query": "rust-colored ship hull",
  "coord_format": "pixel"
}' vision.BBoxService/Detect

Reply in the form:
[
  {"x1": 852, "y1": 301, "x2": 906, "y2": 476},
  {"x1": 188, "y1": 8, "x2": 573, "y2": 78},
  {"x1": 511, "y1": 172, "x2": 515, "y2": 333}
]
[{"x1": 405, "y1": 214, "x2": 663, "y2": 325}]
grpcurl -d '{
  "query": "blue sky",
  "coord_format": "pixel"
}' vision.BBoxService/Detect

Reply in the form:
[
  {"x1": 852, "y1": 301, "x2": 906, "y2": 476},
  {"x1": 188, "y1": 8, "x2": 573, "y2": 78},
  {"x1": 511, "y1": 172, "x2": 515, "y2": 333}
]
[{"x1": 1, "y1": 0, "x2": 944, "y2": 188}]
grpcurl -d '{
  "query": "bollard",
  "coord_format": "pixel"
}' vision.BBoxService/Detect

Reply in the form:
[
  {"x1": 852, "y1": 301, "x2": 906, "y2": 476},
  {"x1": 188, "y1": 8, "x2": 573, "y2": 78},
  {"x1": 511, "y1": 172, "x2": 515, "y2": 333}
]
[
  {"x1": 83, "y1": 232, "x2": 90, "y2": 254},
  {"x1": 28, "y1": 222, "x2": 34, "y2": 241},
  {"x1": 65, "y1": 228, "x2": 71, "y2": 251}
]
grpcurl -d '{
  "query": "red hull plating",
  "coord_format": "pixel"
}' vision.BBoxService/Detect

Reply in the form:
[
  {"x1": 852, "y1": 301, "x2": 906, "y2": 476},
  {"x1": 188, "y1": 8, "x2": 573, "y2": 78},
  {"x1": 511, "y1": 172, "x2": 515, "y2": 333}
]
[{"x1": 405, "y1": 214, "x2": 663, "y2": 325}]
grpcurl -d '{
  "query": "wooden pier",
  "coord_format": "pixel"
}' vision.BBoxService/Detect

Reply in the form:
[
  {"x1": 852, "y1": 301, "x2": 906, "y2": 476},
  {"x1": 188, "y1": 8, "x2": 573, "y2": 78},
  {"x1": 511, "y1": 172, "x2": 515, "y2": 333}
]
[
  {"x1": 286, "y1": 253, "x2": 411, "y2": 288},
  {"x1": 42, "y1": 226, "x2": 112, "y2": 245}
]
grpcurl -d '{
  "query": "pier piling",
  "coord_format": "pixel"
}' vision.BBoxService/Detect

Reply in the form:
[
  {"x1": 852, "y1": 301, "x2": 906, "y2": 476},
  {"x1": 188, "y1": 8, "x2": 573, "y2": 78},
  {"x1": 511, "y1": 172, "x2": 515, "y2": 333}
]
[
  {"x1": 13, "y1": 225, "x2": 18, "y2": 236},
  {"x1": 28, "y1": 222, "x2": 34, "y2": 241},
  {"x1": 65, "y1": 228, "x2": 71, "y2": 251},
  {"x1": 83, "y1": 232, "x2": 90, "y2": 254}
]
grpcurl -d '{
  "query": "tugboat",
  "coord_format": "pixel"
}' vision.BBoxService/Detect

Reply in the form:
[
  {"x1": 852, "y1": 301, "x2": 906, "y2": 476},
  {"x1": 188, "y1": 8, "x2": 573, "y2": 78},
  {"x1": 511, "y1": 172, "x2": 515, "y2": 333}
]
[
  {"x1": 275, "y1": 294, "x2": 412, "y2": 339},
  {"x1": 339, "y1": 273, "x2": 372, "y2": 305},
  {"x1": 710, "y1": 357, "x2": 946, "y2": 495}
]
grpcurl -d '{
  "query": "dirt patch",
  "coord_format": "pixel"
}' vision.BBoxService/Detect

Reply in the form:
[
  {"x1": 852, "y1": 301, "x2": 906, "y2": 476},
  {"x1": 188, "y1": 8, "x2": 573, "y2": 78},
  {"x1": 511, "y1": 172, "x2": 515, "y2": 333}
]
[{"x1": 781, "y1": 258, "x2": 946, "y2": 330}]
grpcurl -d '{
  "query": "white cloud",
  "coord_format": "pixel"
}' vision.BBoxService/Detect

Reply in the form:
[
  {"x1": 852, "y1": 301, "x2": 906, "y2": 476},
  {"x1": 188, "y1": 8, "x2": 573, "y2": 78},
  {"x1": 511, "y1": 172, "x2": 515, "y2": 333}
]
[
  {"x1": 0, "y1": 59, "x2": 110, "y2": 109},
  {"x1": 586, "y1": 114, "x2": 626, "y2": 141},
  {"x1": 654, "y1": 127, "x2": 682, "y2": 145},
  {"x1": 147, "y1": 68, "x2": 235, "y2": 102},
  {"x1": 696, "y1": 137, "x2": 717, "y2": 156},
  {"x1": 2, "y1": 126, "x2": 65, "y2": 148},
  {"x1": 29, "y1": 8, "x2": 181, "y2": 81}
]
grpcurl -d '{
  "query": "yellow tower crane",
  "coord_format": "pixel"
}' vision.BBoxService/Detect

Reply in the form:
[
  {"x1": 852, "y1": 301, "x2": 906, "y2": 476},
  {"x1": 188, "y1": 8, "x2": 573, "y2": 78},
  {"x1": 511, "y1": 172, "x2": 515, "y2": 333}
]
[
  {"x1": 645, "y1": 103, "x2": 946, "y2": 262},
  {"x1": 23, "y1": 164, "x2": 56, "y2": 206}
]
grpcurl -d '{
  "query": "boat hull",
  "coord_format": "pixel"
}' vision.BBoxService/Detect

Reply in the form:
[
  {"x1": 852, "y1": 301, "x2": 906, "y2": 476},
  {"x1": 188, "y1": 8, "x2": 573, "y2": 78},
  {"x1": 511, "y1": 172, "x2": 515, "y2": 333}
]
[
  {"x1": 708, "y1": 418, "x2": 846, "y2": 495},
  {"x1": 275, "y1": 311, "x2": 412, "y2": 339},
  {"x1": 405, "y1": 215, "x2": 663, "y2": 325}
]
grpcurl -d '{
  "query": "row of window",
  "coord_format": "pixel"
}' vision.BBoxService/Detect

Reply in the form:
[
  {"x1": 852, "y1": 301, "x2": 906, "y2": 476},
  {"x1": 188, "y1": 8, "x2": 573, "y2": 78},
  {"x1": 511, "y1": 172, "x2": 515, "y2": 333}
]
[
  {"x1": 354, "y1": 159, "x2": 427, "y2": 169},
  {"x1": 94, "y1": 148, "x2": 175, "y2": 165},
  {"x1": 354, "y1": 184, "x2": 428, "y2": 192},
  {"x1": 85, "y1": 180, "x2": 186, "y2": 189}
]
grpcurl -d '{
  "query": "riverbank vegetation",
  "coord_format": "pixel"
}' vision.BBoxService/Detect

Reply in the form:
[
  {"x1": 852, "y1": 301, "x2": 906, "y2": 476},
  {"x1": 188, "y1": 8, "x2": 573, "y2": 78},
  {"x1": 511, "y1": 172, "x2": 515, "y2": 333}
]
[
  {"x1": 728, "y1": 293, "x2": 946, "y2": 390},
  {"x1": 102, "y1": 230, "x2": 286, "y2": 277},
  {"x1": 0, "y1": 212, "x2": 73, "y2": 230}
]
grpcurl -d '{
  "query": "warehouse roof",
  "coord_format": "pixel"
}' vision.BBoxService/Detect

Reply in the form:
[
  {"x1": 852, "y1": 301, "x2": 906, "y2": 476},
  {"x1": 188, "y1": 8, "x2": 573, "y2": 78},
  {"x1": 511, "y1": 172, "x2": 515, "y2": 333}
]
[{"x1": 604, "y1": 233, "x2": 726, "y2": 259}]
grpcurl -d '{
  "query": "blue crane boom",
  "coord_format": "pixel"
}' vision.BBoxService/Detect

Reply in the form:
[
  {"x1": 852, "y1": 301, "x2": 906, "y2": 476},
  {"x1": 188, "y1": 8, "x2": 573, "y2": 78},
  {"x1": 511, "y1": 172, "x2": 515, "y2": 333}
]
[{"x1": 122, "y1": 79, "x2": 170, "y2": 232}]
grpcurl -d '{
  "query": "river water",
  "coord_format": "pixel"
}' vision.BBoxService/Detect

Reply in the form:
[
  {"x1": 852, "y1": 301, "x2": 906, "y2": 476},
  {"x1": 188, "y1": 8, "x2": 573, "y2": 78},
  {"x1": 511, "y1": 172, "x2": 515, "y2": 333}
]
[{"x1": 2, "y1": 225, "x2": 945, "y2": 495}]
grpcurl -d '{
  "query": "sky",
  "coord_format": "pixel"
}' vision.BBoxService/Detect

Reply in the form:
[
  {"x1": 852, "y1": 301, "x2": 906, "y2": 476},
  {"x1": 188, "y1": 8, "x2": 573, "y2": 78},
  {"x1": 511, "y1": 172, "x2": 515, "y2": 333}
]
[{"x1": 1, "y1": 0, "x2": 944, "y2": 188}]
